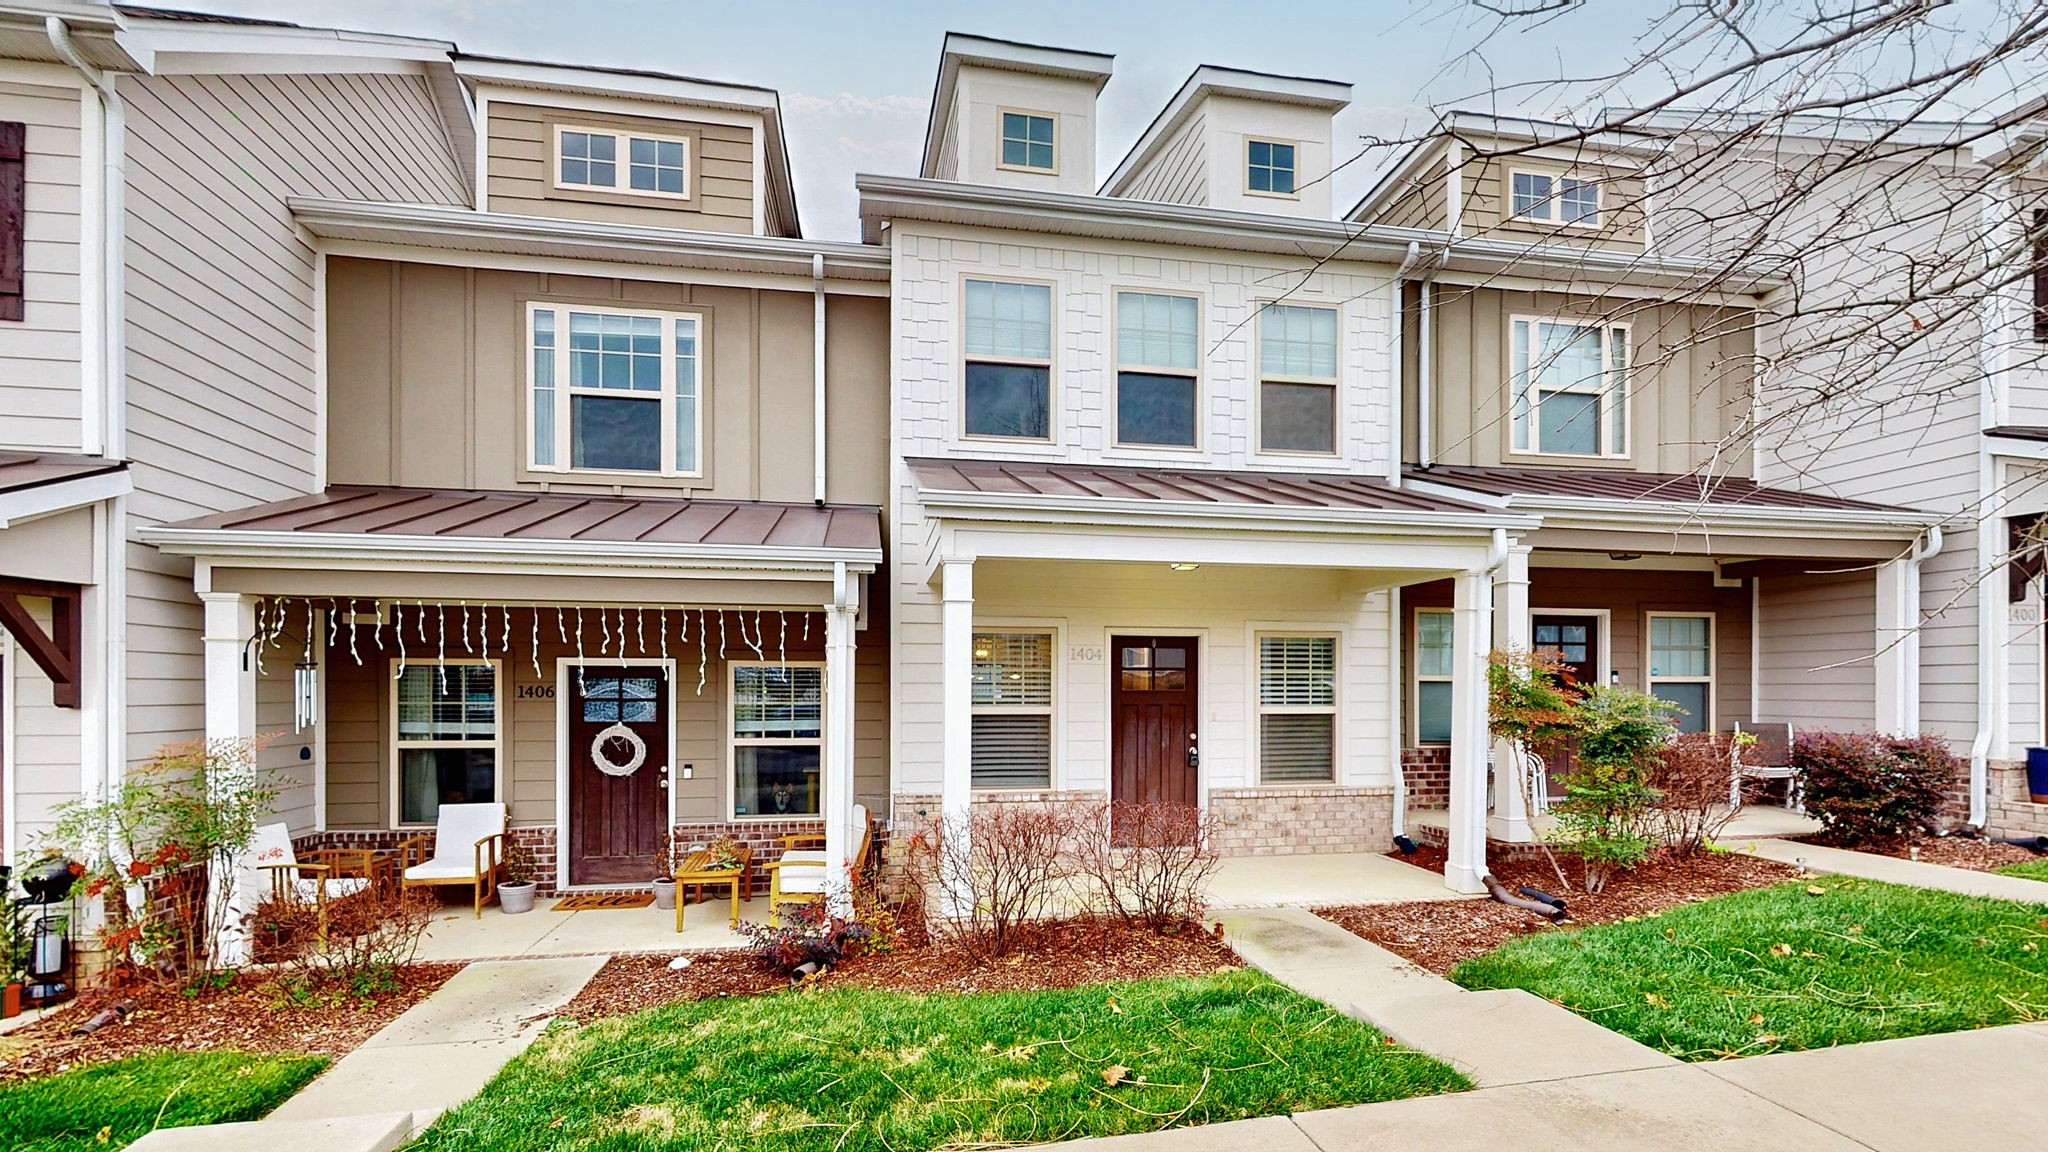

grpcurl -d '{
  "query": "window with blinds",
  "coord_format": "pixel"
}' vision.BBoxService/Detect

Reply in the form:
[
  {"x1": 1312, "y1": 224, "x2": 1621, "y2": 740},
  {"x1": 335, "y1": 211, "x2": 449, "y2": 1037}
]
[
  {"x1": 1258, "y1": 636, "x2": 1336, "y2": 784},
  {"x1": 971, "y1": 632, "x2": 1054, "y2": 788}
]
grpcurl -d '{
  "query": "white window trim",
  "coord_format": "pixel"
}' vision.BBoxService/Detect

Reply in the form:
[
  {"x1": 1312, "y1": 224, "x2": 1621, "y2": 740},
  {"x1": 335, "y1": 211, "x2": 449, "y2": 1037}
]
[
  {"x1": 552, "y1": 123, "x2": 694, "y2": 202},
  {"x1": 389, "y1": 657, "x2": 503, "y2": 829},
  {"x1": 958, "y1": 274, "x2": 1059, "y2": 446},
  {"x1": 1111, "y1": 287, "x2": 1206, "y2": 453},
  {"x1": 1254, "y1": 301, "x2": 1342, "y2": 458},
  {"x1": 1506, "y1": 167, "x2": 1602, "y2": 228},
  {"x1": 1645, "y1": 611, "x2": 1716, "y2": 731},
  {"x1": 1508, "y1": 314, "x2": 1631, "y2": 461},
  {"x1": 552, "y1": 656, "x2": 678, "y2": 892},
  {"x1": 969, "y1": 625, "x2": 1062, "y2": 792},
  {"x1": 526, "y1": 301, "x2": 705, "y2": 480},
  {"x1": 995, "y1": 107, "x2": 1059, "y2": 175},
  {"x1": 726, "y1": 659, "x2": 827, "y2": 822},
  {"x1": 1411, "y1": 608, "x2": 1454, "y2": 746},
  {"x1": 1253, "y1": 630, "x2": 1341, "y2": 786},
  {"x1": 1245, "y1": 136, "x2": 1301, "y2": 200}
]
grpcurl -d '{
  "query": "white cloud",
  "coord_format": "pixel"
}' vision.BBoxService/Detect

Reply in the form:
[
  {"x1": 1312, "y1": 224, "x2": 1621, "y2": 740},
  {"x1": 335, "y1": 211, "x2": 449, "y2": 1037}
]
[{"x1": 784, "y1": 91, "x2": 926, "y2": 120}]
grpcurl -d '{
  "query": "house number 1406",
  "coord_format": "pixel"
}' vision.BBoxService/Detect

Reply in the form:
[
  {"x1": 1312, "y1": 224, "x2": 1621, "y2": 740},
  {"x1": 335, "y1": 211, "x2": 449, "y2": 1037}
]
[{"x1": 518, "y1": 684, "x2": 556, "y2": 699}]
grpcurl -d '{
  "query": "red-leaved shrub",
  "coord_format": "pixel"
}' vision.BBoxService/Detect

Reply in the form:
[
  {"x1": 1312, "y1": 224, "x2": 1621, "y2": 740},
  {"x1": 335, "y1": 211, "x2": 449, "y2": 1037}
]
[{"x1": 1793, "y1": 730, "x2": 1957, "y2": 844}]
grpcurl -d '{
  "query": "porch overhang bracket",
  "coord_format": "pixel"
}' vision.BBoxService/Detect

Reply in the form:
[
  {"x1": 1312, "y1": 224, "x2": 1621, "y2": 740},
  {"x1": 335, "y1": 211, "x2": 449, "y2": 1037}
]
[{"x1": 0, "y1": 577, "x2": 81, "y2": 707}]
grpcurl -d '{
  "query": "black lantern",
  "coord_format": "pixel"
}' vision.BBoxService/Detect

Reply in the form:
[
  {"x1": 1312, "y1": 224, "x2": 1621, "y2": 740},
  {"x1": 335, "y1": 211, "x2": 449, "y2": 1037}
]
[{"x1": 18, "y1": 857, "x2": 76, "y2": 1008}]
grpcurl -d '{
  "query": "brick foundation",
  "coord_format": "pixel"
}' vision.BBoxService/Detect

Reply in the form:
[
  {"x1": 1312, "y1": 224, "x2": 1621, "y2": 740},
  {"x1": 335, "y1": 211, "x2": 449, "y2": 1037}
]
[
  {"x1": 1207, "y1": 786, "x2": 1393, "y2": 855},
  {"x1": 1985, "y1": 760, "x2": 2048, "y2": 838},
  {"x1": 1402, "y1": 820, "x2": 1557, "y2": 863},
  {"x1": 1402, "y1": 746, "x2": 1451, "y2": 813}
]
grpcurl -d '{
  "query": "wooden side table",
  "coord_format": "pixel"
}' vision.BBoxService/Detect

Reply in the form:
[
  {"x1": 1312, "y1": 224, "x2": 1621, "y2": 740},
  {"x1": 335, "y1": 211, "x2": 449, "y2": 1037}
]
[{"x1": 674, "y1": 846, "x2": 753, "y2": 931}]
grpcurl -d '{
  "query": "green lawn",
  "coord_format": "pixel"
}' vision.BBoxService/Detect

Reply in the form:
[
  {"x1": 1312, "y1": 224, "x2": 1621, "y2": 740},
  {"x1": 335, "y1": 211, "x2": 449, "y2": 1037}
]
[
  {"x1": 1452, "y1": 878, "x2": 2048, "y2": 1059},
  {"x1": 1995, "y1": 857, "x2": 2048, "y2": 883},
  {"x1": 412, "y1": 970, "x2": 1467, "y2": 1152},
  {"x1": 0, "y1": 1050, "x2": 327, "y2": 1152}
]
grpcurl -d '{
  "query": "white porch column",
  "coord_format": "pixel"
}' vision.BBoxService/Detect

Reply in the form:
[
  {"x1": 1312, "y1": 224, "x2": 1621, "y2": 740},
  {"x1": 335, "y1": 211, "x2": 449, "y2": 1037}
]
[
  {"x1": 1874, "y1": 556, "x2": 1917, "y2": 735},
  {"x1": 1445, "y1": 567, "x2": 1492, "y2": 894},
  {"x1": 199, "y1": 591, "x2": 256, "y2": 966},
  {"x1": 1489, "y1": 541, "x2": 1535, "y2": 842},
  {"x1": 822, "y1": 579, "x2": 858, "y2": 917},
  {"x1": 939, "y1": 557, "x2": 975, "y2": 916}
]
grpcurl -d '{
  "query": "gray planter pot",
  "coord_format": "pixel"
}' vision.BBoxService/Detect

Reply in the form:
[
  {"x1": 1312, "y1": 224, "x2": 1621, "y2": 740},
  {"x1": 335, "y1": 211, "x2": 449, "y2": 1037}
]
[
  {"x1": 499, "y1": 881, "x2": 538, "y2": 915},
  {"x1": 652, "y1": 877, "x2": 678, "y2": 911}
]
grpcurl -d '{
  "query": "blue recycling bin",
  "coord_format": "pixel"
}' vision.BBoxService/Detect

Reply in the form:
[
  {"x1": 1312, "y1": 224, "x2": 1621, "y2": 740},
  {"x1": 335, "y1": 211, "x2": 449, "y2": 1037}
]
[{"x1": 2027, "y1": 747, "x2": 2048, "y2": 803}]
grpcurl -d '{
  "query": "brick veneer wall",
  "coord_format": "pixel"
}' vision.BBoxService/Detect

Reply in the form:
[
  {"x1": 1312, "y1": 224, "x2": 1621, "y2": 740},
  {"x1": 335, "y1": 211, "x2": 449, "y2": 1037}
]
[
  {"x1": 1207, "y1": 786, "x2": 1393, "y2": 855},
  {"x1": 1402, "y1": 747, "x2": 1451, "y2": 812},
  {"x1": 1985, "y1": 761, "x2": 2048, "y2": 838},
  {"x1": 1402, "y1": 820, "x2": 1555, "y2": 863}
]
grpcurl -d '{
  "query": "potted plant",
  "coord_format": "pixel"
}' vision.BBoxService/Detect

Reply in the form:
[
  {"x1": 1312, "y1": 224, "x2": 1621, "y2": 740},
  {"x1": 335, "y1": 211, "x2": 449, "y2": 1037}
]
[
  {"x1": 498, "y1": 838, "x2": 538, "y2": 915},
  {"x1": 650, "y1": 838, "x2": 678, "y2": 911}
]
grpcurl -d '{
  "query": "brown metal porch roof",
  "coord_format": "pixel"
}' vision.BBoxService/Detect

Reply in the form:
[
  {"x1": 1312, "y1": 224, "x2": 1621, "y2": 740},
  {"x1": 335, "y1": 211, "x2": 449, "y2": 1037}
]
[
  {"x1": 160, "y1": 485, "x2": 882, "y2": 551},
  {"x1": 910, "y1": 457, "x2": 1496, "y2": 514},
  {"x1": 1404, "y1": 465, "x2": 1909, "y2": 513},
  {"x1": 0, "y1": 450, "x2": 125, "y2": 495}
]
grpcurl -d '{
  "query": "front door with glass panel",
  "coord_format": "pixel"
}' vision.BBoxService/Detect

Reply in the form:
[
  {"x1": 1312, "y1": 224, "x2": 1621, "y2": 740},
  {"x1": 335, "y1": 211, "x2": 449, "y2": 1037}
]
[
  {"x1": 1110, "y1": 637, "x2": 1199, "y2": 816},
  {"x1": 569, "y1": 668, "x2": 669, "y2": 885},
  {"x1": 1532, "y1": 615, "x2": 1598, "y2": 796}
]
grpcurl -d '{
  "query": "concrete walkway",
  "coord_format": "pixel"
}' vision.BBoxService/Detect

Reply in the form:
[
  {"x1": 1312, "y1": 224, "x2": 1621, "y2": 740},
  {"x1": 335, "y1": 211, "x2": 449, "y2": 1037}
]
[{"x1": 1724, "y1": 836, "x2": 2048, "y2": 903}]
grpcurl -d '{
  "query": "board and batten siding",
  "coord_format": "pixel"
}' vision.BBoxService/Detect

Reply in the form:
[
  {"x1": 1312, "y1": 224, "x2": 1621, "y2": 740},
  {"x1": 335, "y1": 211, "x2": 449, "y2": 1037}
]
[
  {"x1": 0, "y1": 70, "x2": 83, "y2": 452},
  {"x1": 484, "y1": 101, "x2": 755, "y2": 233},
  {"x1": 1403, "y1": 285, "x2": 1754, "y2": 474},
  {"x1": 322, "y1": 258, "x2": 889, "y2": 507},
  {"x1": 120, "y1": 70, "x2": 467, "y2": 770}
]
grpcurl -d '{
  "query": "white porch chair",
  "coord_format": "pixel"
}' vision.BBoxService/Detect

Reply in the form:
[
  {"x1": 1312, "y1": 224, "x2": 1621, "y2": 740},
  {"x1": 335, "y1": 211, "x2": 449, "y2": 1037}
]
[
  {"x1": 1486, "y1": 746, "x2": 1553, "y2": 817},
  {"x1": 244, "y1": 822, "x2": 378, "y2": 945},
  {"x1": 399, "y1": 802, "x2": 506, "y2": 918},
  {"x1": 1729, "y1": 721, "x2": 1800, "y2": 811},
  {"x1": 764, "y1": 803, "x2": 872, "y2": 926}
]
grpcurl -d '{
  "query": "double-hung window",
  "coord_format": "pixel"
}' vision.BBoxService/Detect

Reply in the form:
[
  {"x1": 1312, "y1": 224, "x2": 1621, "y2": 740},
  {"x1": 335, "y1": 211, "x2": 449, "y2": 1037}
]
[
  {"x1": 1248, "y1": 140, "x2": 1296, "y2": 195},
  {"x1": 731, "y1": 663, "x2": 822, "y2": 818},
  {"x1": 556, "y1": 125, "x2": 691, "y2": 199},
  {"x1": 963, "y1": 280, "x2": 1053, "y2": 440},
  {"x1": 1258, "y1": 636, "x2": 1337, "y2": 783},
  {"x1": 1414, "y1": 610, "x2": 1455, "y2": 744},
  {"x1": 1115, "y1": 291, "x2": 1200, "y2": 448},
  {"x1": 1647, "y1": 614, "x2": 1713, "y2": 733},
  {"x1": 395, "y1": 661, "x2": 497, "y2": 825},
  {"x1": 1000, "y1": 111, "x2": 1056, "y2": 171},
  {"x1": 529, "y1": 304, "x2": 701, "y2": 476},
  {"x1": 1259, "y1": 304, "x2": 1339, "y2": 454},
  {"x1": 971, "y1": 632, "x2": 1054, "y2": 788},
  {"x1": 1510, "y1": 318, "x2": 1628, "y2": 457},
  {"x1": 1510, "y1": 170, "x2": 1599, "y2": 225}
]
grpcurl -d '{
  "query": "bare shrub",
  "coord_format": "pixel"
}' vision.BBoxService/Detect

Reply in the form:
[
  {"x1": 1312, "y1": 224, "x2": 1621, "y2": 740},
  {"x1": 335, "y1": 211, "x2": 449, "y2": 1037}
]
[
  {"x1": 900, "y1": 802, "x2": 1086, "y2": 960},
  {"x1": 260, "y1": 884, "x2": 437, "y2": 1003},
  {"x1": 1074, "y1": 802, "x2": 1218, "y2": 932},
  {"x1": 1650, "y1": 731, "x2": 1745, "y2": 855}
]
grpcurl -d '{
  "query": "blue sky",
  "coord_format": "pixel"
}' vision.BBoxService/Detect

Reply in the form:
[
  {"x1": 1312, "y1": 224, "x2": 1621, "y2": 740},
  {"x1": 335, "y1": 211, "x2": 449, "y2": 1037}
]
[{"x1": 185, "y1": 1, "x2": 2012, "y2": 239}]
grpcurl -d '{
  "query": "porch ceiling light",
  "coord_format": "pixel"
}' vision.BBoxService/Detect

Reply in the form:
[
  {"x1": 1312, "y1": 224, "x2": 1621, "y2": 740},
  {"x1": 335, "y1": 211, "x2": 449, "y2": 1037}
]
[
  {"x1": 1167, "y1": 563, "x2": 1201, "y2": 571},
  {"x1": 1608, "y1": 552, "x2": 1642, "y2": 561}
]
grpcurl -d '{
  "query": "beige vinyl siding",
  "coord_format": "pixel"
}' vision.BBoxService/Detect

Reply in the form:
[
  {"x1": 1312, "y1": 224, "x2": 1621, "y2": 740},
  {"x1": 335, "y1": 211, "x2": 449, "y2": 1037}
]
[
  {"x1": 0, "y1": 76, "x2": 83, "y2": 451},
  {"x1": 120, "y1": 71, "x2": 467, "y2": 769},
  {"x1": 319, "y1": 608, "x2": 888, "y2": 830},
  {"x1": 1756, "y1": 569, "x2": 1877, "y2": 731},
  {"x1": 7, "y1": 597, "x2": 83, "y2": 846},
  {"x1": 255, "y1": 651, "x2": 318, "y2": 833},
  {"x1": 1403, "y1": 285, "x2": 1754, "y2": 474},
  {"x1": 931, "y1": 94, "x2": 961, "y2": 181},
  {"x1": 1117, "y1": 111, "x2": 1208, "y2": 205},
  {"x1": 1455, "y1": 155, "x2": 1648, "y2": 250},
  {"x1": 324, "y1": 258, "x2": 889, "y2": 507},
  {"x1": 486, "y1": 102, "x2": 755, "y2": 233},
  {"x1": 1369, "y1": 164, "x2": 1449, "y2": 233}
]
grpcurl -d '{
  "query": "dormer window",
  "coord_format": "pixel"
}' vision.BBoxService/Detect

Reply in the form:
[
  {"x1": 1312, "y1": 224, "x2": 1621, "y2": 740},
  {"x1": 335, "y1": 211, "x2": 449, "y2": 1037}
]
[
  {"x1": 1510, "y1": 170, "x2": 1600, "y2": 226},
  {"x1": 555, "y1": 125, "x2": 692, "y2": 200},
  {"x1": 1000, "y1": 111, "x2": 1056, "y2": 171},
  {"x1": 1247, "y1": 140, "x2": 1296, "y2": 196}
]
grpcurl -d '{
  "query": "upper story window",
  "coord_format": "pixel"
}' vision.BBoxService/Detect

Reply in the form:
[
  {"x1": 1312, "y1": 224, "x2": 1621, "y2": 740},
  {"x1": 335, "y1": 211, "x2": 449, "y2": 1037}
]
[
  {"x1": 1510, "y1": 170, "x2": 1600, "y2": 226},
  {"x1": 963, "y1": 279, "x2": 1053, "y2": 440},
  {"x1": 556, "y1": 125, "x2": 692, "y2": 200},
  {"x1": 528, "y1": 303, "x2": 702, "y2": 477},
  {"x1": 1000, "y1": 111, "x2": 1056, "y2": 171},
  {"x1": 1115, "y1": 291, "x2": 1200, "y2": 449},
  {"x1": 1510, "y1": 318, "x2": 1629, "y2": 458},
  {"x1": 1258, "y1": 304, "x2": 1339, "y2": 454},
  {"x1": 1247, "y1": 140, "x2": 1296, "y2": 196}
]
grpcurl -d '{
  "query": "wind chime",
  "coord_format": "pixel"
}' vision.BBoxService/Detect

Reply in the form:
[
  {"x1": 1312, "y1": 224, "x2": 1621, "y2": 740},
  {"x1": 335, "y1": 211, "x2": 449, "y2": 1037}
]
[{"x1": 293, "y1": 598, "x2": 318, "y2": 732}]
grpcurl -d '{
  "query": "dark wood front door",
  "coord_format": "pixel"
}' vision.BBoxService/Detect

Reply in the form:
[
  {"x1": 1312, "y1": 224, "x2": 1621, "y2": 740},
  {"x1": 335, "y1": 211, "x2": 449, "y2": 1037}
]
[
  {"x1": 1531, "y1": 615, "x2": 1598, "y2": 796},
  {"x1": 1110, "y1": 637, "x2": 1199, "y2": 816},
  {"x1": 569, "y1": 667, "x2": 669, "y2": 885}
]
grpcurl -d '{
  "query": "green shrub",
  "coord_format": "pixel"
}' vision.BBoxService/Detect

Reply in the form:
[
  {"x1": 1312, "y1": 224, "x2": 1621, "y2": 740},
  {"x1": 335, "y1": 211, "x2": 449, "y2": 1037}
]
[
  {"x1": 1547, "y1": 686, "x2": 1679, "y2": 892},
  {"x1": 1793, "y1": 730, "x2": 1955, "y2": 844}
]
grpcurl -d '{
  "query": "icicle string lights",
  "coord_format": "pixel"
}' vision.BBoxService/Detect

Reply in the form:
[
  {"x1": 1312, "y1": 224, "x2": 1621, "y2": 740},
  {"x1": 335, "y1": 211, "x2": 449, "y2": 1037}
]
[
  {"x1": 530, "y1": 609, "x2": 542, "y2": 680},
  {"x1": 395, "y1": 602, "x2": 407, "y2": 679},
  {"x1": 347, "y1": 598, "x2": 361, "y2": 666},
  {"x1": 437, "y1": 603, "x2": 448, "y2": 694},
  {"x1": 600, "y1": 607, "x2": 611, "y2": 656},
  {"x1": 696, "y1": 609, "x2": 707, "y2": 695},
  {"x1": 778, "y1": 610, "x2": 787, "y2": 670}
]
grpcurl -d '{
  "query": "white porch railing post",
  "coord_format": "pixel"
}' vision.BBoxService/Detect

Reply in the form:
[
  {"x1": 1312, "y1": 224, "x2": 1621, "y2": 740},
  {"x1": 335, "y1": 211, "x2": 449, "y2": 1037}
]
[
  {"x1": 1489, "y1": 541, "x2": 1535, "y2": 842},
  {"x1": 823, "y1": 575, "x2": 858, "y2": 917},
  {"x1": 939, "y1": 557, "x2": 975, "y2": 917},
  {"x1": 1445, "y1": 567, "x2": 1491, "y2": 894},
  {"x1": 199, "y1": 591, "x2": 256, "y2": 966},
  {"x1": 1875, "y1": 556, "x2": 1915, "y2": 735}
]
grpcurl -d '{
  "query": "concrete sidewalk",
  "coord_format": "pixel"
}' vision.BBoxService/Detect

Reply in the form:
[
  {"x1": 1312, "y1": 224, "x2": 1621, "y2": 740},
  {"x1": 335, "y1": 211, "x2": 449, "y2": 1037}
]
[{"x1": 1724, "y1": 836, "x2": 2048, "y2": 903}]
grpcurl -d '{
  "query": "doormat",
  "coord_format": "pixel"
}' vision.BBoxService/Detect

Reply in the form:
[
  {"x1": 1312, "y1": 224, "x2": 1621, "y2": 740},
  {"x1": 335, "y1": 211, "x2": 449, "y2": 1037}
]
[{"x1": 553, "y1": 891, "x2": 655, "y2": 911}]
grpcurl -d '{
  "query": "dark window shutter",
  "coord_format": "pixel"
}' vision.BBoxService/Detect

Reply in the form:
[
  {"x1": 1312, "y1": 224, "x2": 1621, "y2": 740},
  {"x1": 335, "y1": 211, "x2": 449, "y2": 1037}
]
[
  {"x1": 2035, "y1": 208, "x2": 2048, "y2": 343},
  {"x1": 0, "y1": 121, "x2": 24, "y2": 322}
]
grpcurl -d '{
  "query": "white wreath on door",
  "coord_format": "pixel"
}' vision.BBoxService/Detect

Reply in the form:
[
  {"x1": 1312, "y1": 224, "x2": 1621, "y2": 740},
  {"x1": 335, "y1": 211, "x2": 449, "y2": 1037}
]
[{"x1": 590, "y1": 722, "x2": 647, "y2": 777}]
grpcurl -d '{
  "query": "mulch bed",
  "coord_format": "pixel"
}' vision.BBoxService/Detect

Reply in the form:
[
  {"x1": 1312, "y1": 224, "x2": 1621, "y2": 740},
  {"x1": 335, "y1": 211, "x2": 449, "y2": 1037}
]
[
  {"x1": 1786, "y1": 830, "x2": 2047, "y2": 872},
  {"x1": 559, "y1": 918, "x2": 1241, "y2": 1023},
  {"x1": 1319, "y1": 846, "x2": 1796, "y2": 974},
  {"x1": 0, "y1": 963, "x2": 460, "y2": 1083}
]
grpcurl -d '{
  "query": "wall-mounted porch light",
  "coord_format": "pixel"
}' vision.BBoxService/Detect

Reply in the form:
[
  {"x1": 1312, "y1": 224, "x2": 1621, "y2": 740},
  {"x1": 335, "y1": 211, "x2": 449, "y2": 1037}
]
[{"x1": 1167, "y1": 563, "x2": 1201, "y2": 572}]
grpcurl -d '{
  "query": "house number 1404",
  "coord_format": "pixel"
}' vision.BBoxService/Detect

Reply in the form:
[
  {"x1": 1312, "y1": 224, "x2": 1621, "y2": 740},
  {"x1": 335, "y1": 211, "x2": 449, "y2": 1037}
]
[{"x1": 1070, "y1": 645, "x2": 1104, "y2": 664}]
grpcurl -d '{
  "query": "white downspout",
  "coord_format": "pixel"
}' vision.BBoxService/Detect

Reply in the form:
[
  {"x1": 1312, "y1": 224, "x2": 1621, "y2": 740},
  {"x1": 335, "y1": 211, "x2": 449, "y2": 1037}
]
[
  {"x1": 1388, "y1": 586, "x2": 1405, "y2": 835},
  {"x1": 50, "y1": 17, "x2": 127, "y2": 812},
  {"x1": 1387, "y1": 241, "x2": 1420, "y2": 485},
  {"x1": 1971, "y1": 454, "x2": 1999, "y2": 828},
  {"x1": 1417, "y1": 279, "x2": 1434, "y2": 469},
  {"x1": 812, "y1": 253, "x2": 828, "y2": 505}
]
